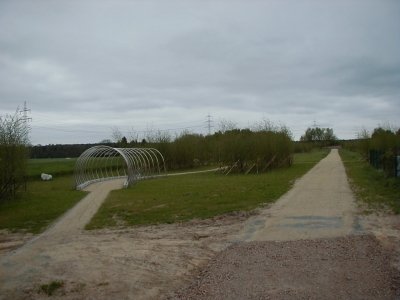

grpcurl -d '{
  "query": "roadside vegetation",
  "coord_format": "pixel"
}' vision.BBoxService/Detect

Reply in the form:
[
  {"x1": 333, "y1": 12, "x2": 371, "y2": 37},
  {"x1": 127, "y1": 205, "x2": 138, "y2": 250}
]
[
  {"x1": 341, "y1": 125, "x2": 399, "y2": 213},
  {"x1": 343, "y1": 126, "x2": 399, "y2": 177},
  {"x1": 0, "y1": 110, "x2": 29, "y2": 200},
  {"x1": 340, "y1": 149, "x2": 400, "y2": 214},
  {"x1": 86, "y1": 149, "x2": 329, "y2": 229}
]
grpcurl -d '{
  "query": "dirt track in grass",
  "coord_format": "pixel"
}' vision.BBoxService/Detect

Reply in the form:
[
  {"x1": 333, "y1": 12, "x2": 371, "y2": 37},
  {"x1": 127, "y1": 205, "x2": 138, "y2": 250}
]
[
  {"x1": 0, "y1": 149, "x2": 399, "y2": 299},
  {"x1": 0, "y1": 177, "x2": 249, "y2": 300}
]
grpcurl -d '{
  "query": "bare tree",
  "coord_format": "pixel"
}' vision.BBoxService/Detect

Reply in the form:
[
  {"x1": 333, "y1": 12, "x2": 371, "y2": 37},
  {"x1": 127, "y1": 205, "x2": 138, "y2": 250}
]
[
  {"x1": 129, "y1": 128, "x2": 140, "y2": 144},
  {"x1": 218, "y1": 119, "x2": 238, "y2": 133},
  {"x1": 357, "y1": 127, "x2": 370, "y2": 140},
  {"x1": 252, "y1": 118, "x2": 277, "y2": 132},
  {"x1": 111, "y1": 126, "x2": 123, "y2": 143},
  {"x1": 0, "y1": 109, "x2": 29, "y2": 200},
  {"x1": 145, "y1": 126, "x2": 171, "y2": 144}
]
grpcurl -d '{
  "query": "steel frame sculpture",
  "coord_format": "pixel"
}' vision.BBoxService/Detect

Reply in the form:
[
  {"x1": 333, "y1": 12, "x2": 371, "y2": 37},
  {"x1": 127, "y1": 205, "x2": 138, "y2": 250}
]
[{"x1": 74, "y1": 145, "x2": 166, "y2": 190}]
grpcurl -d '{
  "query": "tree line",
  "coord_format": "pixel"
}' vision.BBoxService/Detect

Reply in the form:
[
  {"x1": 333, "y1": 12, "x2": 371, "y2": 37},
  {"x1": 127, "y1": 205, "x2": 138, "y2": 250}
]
[
  {"x1": 143, "y1": 127, "x2": 293, "y2": 172},
  {"x1": 30, "y1": 124, "x2": 338, "y2": 173},
  {"x1": 30, "y1": 120, "x2": 295, "y2": 173},
  {"x1": 30, "y1": 142, "x2": 117, "y2": 159}
]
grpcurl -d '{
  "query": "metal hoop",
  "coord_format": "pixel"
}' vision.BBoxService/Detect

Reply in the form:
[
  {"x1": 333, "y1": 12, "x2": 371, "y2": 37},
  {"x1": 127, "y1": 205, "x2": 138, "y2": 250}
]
[{"x1": 74, "y1": 145, "x2": 166, "y2": 190}]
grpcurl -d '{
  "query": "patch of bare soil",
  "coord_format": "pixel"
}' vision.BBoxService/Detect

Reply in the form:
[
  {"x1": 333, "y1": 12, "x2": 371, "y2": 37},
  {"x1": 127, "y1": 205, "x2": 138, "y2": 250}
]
[
  {"x1": 170, "y1": 235, "x2": 400, "y2": 300},
  {"x1": 1, "y1": 212, "x2": 399, "y2": 300},
  {"x1": 0, "y1": 230, "x2": 33, "y2": 256},
  {"x1": 0, "y1": 212, "x2": 252, "y2": 300},
  {"x1": 361, "y1": 212, "x2": 400, "y2": 272}
]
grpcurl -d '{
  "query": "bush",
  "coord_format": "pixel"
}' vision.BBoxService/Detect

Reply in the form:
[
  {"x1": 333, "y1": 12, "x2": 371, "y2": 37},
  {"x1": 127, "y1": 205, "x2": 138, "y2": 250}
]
[
  {"x1": 0, "y1": 111, "x2": 29, "y2": 200},
  {"x1": 146, "y1": 125, "x2": 293, "y2": 173}
]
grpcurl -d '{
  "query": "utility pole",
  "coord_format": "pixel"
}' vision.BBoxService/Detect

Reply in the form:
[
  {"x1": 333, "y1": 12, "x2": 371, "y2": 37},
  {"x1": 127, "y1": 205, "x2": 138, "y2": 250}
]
[
  {"x1": 19, "y1": 101, "x2": 32, "y2": 141},
  {"x1": 20, "y1": 101, "x2": 32, "y2": 124},
  {"x1": 205, "y1": 114, "x2": 213, "y2": 135}
]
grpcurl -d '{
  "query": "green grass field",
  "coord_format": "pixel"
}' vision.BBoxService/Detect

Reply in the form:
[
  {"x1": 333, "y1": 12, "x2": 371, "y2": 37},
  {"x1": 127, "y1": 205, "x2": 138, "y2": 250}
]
[
  {"x1": 340, "y1": 149, "x2": 400, "y2": 214},
  {"x1": 27, "y1": 158, "x2": 77, "y2": 178},
  {"x1": 0, "y1": 149, "x2": 328, "y2": 233},
  {"x1": 86, "y1": 149, "x2": 329, "y2": 229},
  {"x1": 0, "y1": 176, "x2": 86, "y2": 233}
]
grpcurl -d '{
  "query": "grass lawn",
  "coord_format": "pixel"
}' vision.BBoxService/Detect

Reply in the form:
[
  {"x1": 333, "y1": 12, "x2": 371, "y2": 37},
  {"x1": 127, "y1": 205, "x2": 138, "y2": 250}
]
[
  {"x1": 340, "y1": 149, "x2": 400, "y2": 214},
  {"x1": 27, "y1": 158, "x2": 77, "y2": 179},
  {"x1": 86, "y1": 149, "x2": 329, "y2": 229},
  {"x1": 0, "y1": 176, "x2": 86, "y2": 233}
]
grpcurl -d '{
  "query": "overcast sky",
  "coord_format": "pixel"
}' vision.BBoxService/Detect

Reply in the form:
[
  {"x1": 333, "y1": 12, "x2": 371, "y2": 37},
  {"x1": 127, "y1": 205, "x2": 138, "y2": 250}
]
[{"x1": 1, "y1": 0, "x2": 399, "y2": 145}]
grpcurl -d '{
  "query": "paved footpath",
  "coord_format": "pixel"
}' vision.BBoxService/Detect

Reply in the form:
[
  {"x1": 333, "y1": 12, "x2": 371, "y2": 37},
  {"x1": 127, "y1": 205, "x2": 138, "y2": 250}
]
[{"x1": 239, "y1": 148, "x2": 359, "y2": 242}]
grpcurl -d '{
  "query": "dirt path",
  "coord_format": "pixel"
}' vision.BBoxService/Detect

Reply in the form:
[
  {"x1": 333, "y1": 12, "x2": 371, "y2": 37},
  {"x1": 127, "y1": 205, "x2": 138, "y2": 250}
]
[
  {"x1": 0, "y1": 150, "x2": 399, "y2": 299},
  {"x1": 238, "y1": 149, "x2": 358, "y2": 242},
  {"x1": 45, "y1": 179, "x2": 126, "y2": 237},
  {"x1": 0, "y1": 179, "x2": 126, "y2": 298},
  {"x1": 0, "y1": 176, "x2": 247, "y2": 300}
]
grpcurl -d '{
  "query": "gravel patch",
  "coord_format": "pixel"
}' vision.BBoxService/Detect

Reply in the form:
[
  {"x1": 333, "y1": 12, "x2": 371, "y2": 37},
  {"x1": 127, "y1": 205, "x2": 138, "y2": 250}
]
[{"x1": 170, "y1": 235, "x2": 400, "y2": 300}]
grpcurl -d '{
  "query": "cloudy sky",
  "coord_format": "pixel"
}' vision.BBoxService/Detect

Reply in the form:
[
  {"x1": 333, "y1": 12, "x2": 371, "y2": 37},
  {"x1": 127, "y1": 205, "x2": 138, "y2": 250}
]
[{"x1": 0, "y1": 1, "x2": 399, "y2": 145}]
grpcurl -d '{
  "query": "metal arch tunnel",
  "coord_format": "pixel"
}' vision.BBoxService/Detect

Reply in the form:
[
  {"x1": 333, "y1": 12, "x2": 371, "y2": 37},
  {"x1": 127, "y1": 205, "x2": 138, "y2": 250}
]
[{"x1": 74, "y1": 145, "x2": 166, "y2": 190}]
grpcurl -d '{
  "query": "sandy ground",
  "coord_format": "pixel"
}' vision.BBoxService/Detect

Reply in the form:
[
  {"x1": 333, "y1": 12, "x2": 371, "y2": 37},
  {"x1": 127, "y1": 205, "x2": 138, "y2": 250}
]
[
  {"x1": 0, "y1": 178, "x2": 249, "y2": 300},
  {"x1": 0, "y1": 149, "x2": 399, "y2": 299},
  {"x1": 0, "y1": 214, "x2": 250, "y2": 300}
]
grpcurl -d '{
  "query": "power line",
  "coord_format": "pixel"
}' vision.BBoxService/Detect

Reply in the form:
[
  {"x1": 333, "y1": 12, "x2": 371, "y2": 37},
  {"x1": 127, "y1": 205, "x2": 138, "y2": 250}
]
[{"x1": 31, "y1": 124, "x2": 205, "y2": 135}]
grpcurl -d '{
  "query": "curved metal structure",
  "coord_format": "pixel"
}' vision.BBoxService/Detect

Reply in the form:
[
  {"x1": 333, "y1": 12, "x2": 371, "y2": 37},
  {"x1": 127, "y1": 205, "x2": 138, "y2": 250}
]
[{"x1": 74, "y1": 145, "x2": 166, "y2": 190}]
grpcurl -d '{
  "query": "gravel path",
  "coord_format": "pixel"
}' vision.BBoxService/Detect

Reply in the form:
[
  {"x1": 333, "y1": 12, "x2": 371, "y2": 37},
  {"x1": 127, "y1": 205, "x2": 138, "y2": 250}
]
[
  {"x1": 171, "y1": 235, "x2": 399, "y2": 299},
  {"x1": 169, "y1": 149, "x2": 400, "y2": 299}
]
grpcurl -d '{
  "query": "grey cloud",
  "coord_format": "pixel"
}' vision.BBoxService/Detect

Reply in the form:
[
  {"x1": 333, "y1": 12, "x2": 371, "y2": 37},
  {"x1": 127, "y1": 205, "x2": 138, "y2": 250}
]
[
  {"x1": 0, "y1": 1, "x2": 399, "y2": 144},
  {"x1": 324, "y1": 59, "x2": 400, "y2": 97}
]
